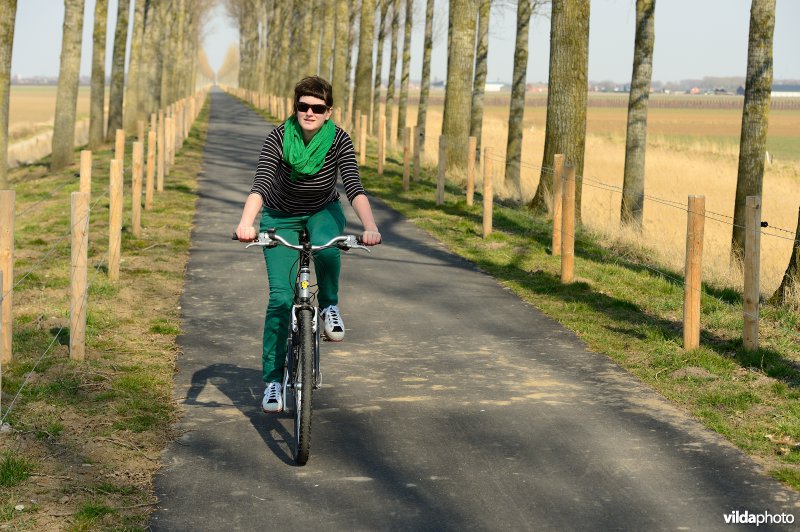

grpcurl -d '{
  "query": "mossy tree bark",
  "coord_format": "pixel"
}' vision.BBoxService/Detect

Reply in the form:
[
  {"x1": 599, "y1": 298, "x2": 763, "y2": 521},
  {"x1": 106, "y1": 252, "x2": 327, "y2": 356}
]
[
  {"x1": 124, "y1": 0, "x2": 146, "y2": 131},
  {"x1": 731, "y1": 0, "x2": 775, "y2": 261},
  {"x1": 385, "y1": 0, "x2": 399, "y2": 143},
  {"x1": 332, "y1": 0, "x2": 350, "y2": 119},
  {"x1": 106, "y1": 0, "x2": 130, "y2": 141},
  {"x1": 469, "y1": 0, "x2": 491, "y2": 169},
  {"x1": 319, "y1": 0, "x2": 335, "y2": 79},
  {"x1": 442, "y1": 0, "x2": 478, "y2": 177},
  {"x1": 531, "y1": 0, "x2": 590, "y2": 223},
  {"x1": 620, "y1": 0, "x2": 656, "y2": 229},
  {"x1": 352, "y1": 0, "x2": 376, "y2": 125},
  {"x1": 504, "y1": 0, "x2": 533, "y2": 199},
  {"x1": 416, "y1": 0, "x2": 435, "y2": 157},
  {"x1": 372, "y1": 0, "x2": 389, "y2": 135},
  {"x1": 52, "y1": 0, "x2": 86, "y2": 170},
  {"x1": 0, "y1": 0, "x2": 17, "y2": 189},
  {"x1": 88, "y1": 0, "x2": 108, "y2": 150},
  {"x1": 396, "y1": 0, "x2": 413, "y2": 145}
]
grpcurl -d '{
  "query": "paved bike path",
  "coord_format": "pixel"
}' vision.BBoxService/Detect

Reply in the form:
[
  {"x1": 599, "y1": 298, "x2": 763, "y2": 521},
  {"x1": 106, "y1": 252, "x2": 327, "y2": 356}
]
[{"x1": 151, "y1": 89, "x2": 799, "y2": 531}]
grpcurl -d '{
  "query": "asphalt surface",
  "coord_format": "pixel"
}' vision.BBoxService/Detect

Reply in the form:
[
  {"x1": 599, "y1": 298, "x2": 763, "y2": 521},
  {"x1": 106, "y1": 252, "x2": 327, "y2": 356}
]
[{"x1": 150, "y1": 89, "x2": 800, "y2": 531}]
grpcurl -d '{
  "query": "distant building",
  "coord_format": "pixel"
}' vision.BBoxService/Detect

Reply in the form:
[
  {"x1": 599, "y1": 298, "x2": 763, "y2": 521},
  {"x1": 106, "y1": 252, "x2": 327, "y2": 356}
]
[
  {"x1": 772, "y1": 84, "x2": 800, "y2": 97},
  {"x1": 485, "y1": 82, "x2": 504, "y2": 92}
]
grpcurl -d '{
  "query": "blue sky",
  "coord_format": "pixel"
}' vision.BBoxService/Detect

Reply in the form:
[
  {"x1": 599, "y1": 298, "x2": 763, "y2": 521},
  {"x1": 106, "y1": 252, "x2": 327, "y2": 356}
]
[{"x1": 10, "y1": 0, "x2": 800, "y2": 84}]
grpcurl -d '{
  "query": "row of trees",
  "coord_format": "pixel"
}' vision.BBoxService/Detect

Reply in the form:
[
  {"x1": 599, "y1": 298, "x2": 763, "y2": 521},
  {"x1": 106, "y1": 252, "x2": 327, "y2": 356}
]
[{"x1": 0, "y1": 0, "x2": 216, "y2": 188}]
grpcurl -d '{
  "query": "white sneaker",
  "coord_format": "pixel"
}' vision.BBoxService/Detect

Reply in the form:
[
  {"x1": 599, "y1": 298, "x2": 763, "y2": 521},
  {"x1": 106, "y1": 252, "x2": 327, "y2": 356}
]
[
  {"x1": 262, "y1": 382, "x2": 283, "y2": 413},
  {"x1": 321, "y1": 305, "x2": 345, "y2": 342}
]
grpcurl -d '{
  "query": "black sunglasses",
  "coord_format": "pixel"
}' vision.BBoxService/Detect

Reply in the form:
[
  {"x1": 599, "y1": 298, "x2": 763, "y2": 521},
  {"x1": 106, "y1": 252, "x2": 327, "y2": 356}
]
[{"x1": 297, "y1": 102, "x2": 329, "y2": 114}]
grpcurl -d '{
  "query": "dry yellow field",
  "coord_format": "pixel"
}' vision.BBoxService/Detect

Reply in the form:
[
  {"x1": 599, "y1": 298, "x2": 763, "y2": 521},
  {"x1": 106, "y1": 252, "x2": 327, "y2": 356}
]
[
  {"x1": 381, "y1": 94, "x2": 799, "y2": 297},
  {"x1": 8, "y1": 85, "x2": 96, "y2": 142}
]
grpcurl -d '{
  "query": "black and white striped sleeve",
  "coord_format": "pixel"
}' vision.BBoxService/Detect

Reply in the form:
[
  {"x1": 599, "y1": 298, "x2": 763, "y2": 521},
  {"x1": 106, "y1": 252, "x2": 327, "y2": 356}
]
[
  {"x1": 249, "y1": 125, "x2": 284, "y2": 203},
  {"x1": 335, "y1": 130, "x2": 366, "y2": 203}
]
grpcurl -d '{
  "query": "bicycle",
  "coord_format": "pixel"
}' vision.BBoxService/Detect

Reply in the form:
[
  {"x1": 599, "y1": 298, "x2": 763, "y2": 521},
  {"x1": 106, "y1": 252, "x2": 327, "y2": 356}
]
[{"x1": 233, "y1": 228, "x2": 371, "y2": 465}]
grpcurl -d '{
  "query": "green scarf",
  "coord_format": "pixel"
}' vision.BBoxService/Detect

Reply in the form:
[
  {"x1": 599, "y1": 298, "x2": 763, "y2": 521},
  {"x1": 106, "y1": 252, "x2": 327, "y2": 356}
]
[{"x1": 282, "y1": 115, "x2": 336, "y2": 181}]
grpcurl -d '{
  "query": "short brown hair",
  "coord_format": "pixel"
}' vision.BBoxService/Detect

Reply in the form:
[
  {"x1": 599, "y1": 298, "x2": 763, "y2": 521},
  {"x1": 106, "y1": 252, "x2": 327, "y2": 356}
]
[{"x1": 293, "y1": 76, "x2": 333, "y2": 113}]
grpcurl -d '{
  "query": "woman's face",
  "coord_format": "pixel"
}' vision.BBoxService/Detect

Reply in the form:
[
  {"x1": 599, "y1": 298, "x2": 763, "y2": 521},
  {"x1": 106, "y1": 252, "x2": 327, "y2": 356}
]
[{"x1": 296, "y1": 95, "x2": 332, "y2": 138}]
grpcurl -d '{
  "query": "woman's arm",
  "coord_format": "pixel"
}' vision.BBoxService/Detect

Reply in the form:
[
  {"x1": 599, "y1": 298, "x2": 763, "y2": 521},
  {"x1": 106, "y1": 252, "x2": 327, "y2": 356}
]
[
  {"x1": 236, "y1": 192, "x2": 263, "y2": 241},
  {"x1": 351, "y1": 194, "x2": 381, "y2": 246}
]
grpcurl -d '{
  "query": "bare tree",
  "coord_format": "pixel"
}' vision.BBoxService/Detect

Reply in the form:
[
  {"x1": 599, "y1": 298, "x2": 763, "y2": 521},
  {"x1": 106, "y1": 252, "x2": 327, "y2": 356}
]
[
  {"x1": 396, "y1": 0, "x2": 413, "y2": 145},
  {"x1": 345, "y1": 1, "x2": 359, "y2": 117},
  {"x1": 731, "y1": 0, "x2": 776, "y2": 260},
  {"x1": 352, "y1": 0, "x2": 376, "y2": 125},
  {"x1": 0, "y1": 0, "x2": 17, "y2": 188},
  {"x1": 106, "y1": 0, "x2": 130, "y2": 140},
  {"x1": 620, "y1": 0, "x2": 656, "y2": 229},
  {"x1": 52, "y1": 0, "x2": 86, "y2": 170},
  {"x1": 385, "y1": 0, "x2": 399, "y2": 143},
  {"x1": 530, "y1": 0, "x2": 589, "y2": 222},
  {"x1": 319, "y1": 0, "x2": 335, "y2": 78},
  {"x1": 441, "y1": 0, "x2": 478, "y2": 176},
  {"x1": 771, "y1": 208, "x2": 800, "y2": 306},
  {"x1": 372, "y1": 0, "x2": 389, "y2": 135},
  {"x1": 504, "y1": 0, "x2": 534, "y2": 199},
  {"x1": 332, "y1": 0, "x2": 350, "y2": 119},
  {"x1": 124, "y1": 0, "x2": 146, "y2": 131},
  {"x1": 416, "y1": 0, "x2": 435, "y2": 157},
  {"x1": 469, "y1": 0, "x2": 491, "y2": 169},
  {"x1": 88, "y1": 0, "x2": 108, "y2": 150}
]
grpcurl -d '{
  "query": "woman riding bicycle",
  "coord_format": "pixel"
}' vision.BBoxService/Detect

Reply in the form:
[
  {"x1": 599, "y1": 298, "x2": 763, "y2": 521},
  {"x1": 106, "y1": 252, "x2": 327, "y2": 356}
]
[{"x1": 235, "y1": 76, "x2": 381, "y2": 413}]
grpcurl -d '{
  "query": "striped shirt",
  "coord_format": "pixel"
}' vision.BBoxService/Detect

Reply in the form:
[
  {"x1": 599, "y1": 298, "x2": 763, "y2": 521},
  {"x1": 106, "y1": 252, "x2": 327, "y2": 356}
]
[{"x1": 250, "y1": 123, "x2": 366, "y2": 214}]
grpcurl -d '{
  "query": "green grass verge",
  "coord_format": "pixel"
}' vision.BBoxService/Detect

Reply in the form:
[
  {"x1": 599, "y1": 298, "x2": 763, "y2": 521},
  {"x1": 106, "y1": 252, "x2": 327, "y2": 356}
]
[{"x1": 355, "y1": 140, "x2": 800, "y2": 491}]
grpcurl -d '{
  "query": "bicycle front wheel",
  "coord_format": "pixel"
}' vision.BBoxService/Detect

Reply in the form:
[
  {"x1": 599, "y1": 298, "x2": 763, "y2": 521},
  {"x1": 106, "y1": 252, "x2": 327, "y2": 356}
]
[{"x1": 293, "y1": 307, "x2": 314, "y2": 465}]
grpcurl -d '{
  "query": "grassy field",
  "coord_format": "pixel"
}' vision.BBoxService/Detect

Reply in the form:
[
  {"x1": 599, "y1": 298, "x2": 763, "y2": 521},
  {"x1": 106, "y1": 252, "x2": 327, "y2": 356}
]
[{"x1": 0, "y1": 98, "x2": 206, "y2": 530}]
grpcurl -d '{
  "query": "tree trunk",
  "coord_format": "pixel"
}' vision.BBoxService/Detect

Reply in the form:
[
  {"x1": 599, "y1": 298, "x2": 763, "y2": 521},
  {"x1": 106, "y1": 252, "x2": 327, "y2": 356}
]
[
  {"x1": 88, "y1": 0, "x2": 107, "y2": 150},
  {"x1": 52, "y1": 0, "x2": 86, "y2": 170},
  {"x1": 620, "y1": 0, "x2": 656, "y2": 229},
  {"x1": 385, "y1": 0, "x2": 399, "y2": 144},
  {"x1": 469, "y1": 0, "x2": 490, "y2": 169},
  {"x1": 770, "y1": 208, "x2": 800, "y2": 306},
  {"x1": 504, "y1": 0, "x2": 532, "y2": 199},
  {"x1": 731, "y1": 0, "x2": 776, "y2": 261},
  {"x1": 416, "y1": 0, "x2": 435, "y2": 158},
  {"x1": 319, "y1": 0, "x2": 335, "y2": 79},
  {"x1": 345, "y1": 1, "x2": 359, "y2": 118},
  {"x1": 277, "y1": 2, "x2": 292, "y2": 97},
  {"x1": 124, "y1": 0, "x2": 145, "y2": 131},
  {"x1": 442, "y1": 0, "x2": 477, "y2": 177},
  {"x1": 531, "y1": 0, "x2": 590, "y2": 223},
  {"x1": 106, "y1": 0, "x2": 130, "y2": 141},
  {"x1": 352, "y1": 0, "x2": 376, "y2": 125},
  {"x1": 0, "y1": 0, "x2": 17, "y2": 189},
  {"x1": 332, "y1": 0, "x2": 350, "y2": 120},
  {"x1": 372, "y1": 0, "x2": 389, "y2": 135},
  {"x1": 396, "y1": 0, "x2": 413, "y2": 145},
  {"x1": 307, "y1": 0, "x2": 322, "y2": 78}
]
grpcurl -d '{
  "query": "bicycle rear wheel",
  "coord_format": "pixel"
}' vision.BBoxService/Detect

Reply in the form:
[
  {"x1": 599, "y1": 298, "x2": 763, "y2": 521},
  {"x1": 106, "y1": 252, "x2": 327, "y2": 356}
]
[{"x1": 293, "y1": 307, "x2": 314, "y2": 465}]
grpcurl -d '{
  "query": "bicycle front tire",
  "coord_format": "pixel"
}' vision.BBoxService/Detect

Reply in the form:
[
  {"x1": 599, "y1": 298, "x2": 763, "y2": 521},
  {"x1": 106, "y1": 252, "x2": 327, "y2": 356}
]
[{"x1": 293, "y1": 307, "x2": 314, "y2": 465}]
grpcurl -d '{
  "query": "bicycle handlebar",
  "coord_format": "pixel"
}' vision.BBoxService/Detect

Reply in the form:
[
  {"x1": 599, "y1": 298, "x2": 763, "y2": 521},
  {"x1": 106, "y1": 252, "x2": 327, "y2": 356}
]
[{"x1": 231, "y1": 231, "x2": 371, "y2": 253}]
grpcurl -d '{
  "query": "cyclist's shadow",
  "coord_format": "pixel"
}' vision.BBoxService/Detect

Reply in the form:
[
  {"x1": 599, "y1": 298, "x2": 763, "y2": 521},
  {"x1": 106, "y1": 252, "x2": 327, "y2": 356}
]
[{"x1": 183, "y1": 363, "x2": 296, "y2": 465}]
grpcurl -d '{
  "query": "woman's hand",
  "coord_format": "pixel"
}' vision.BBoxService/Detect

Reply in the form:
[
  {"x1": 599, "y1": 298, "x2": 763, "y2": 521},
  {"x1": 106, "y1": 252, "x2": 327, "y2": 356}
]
[
  {"x1": 361, "y1": 229, "x2": 382, "y2": 246},
  {"x1": 235, "y1": 224, "x2": 257, "y2": 242}
]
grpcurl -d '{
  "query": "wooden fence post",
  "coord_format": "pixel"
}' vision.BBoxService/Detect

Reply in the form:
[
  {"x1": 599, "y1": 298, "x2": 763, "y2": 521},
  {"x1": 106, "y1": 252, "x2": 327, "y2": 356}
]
[
  {"x1": 108, "y1": 160, "x2": 123, "y2": 282},
  {"x1": 115, "y1": 129, "x2": 125, "y2": 168},
  {"x1": 466, "y1": 136, "x2": 477, "y2": 206},
  {"x1": 137, "y1": 119, "x2": 145, "y2": 142},
  {"x1": 378, "y1": 115, "x2": 386, "y2": 176},
  {"x1": 561, "y1": 164, "x2": 576, "y2": 284},
  {"x1": 157, "y1": 110, "x2": 165, "y2": 191},
  {"x1": 80, "y1": 150, "x2": 92, "y2": 195},
  {"x1": 436, "y1": 136, "x2": 446, "y2": 205},
  {"x1": 0, "y1": 190, "x2": 14, "y2": 362},
  {"x1": 683, "y1": 195, "x2": 705, "y2": 350},
  {"x1": 360, "y1": 114, "x2": 368, "y2": 166},
  {"x1": 70, "y1": 191, "x2": 90, "y2": 361},
  {"x1": 413, "y1": 126, "x2": 421, "y2": 182},
  {"x1": 146, "y1": 130, "x2": 155, "y2": 210},
  {"x1": 165, "y1": 116, "x2": 173, "y2": 176},
  {"x1": 131, "y1": 141, "x2": 143, "y2": 237},
  {"x1": 482, "y1": 147, "x2": 493, "y2": 238},
  {"x1": 551, "y1": 154, "x2": 565, "y2": 256},
  {"x1": 403, "y1": 127, "x2": 411, "y2": 191},
  {"x1": 354, "y1": 110, "x2": 362, "y2": 154},
  {"x1": 743, "y1": 195, "x2": 761, "y2": 350}
]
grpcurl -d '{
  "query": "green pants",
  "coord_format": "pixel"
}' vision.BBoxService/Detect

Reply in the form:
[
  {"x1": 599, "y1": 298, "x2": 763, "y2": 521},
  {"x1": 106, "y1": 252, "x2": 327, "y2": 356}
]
[{"x1": 260, "y1": 201, "x2": 346, "y2": 383}]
